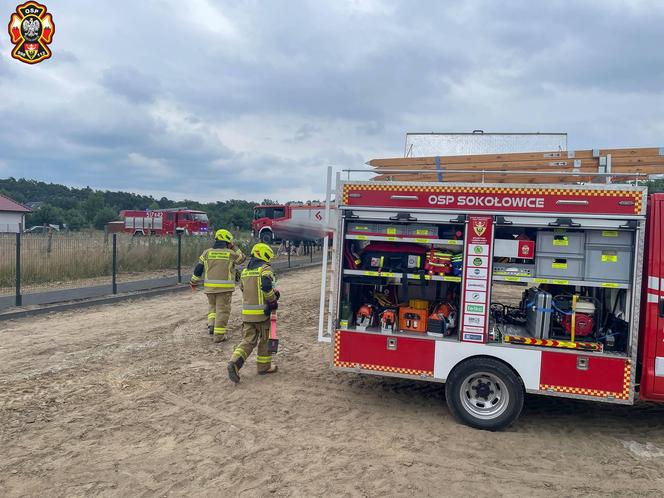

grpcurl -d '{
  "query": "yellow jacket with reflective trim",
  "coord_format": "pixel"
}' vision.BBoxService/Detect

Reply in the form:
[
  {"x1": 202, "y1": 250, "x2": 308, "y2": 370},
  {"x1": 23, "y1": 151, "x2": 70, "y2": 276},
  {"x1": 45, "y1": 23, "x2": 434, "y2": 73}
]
[
  {"x1": 199, "y1": 246, "x2": 246, "y2": 294},
  {"x1": 240, "y1": 262, "x2": 275, "y2": 322}
]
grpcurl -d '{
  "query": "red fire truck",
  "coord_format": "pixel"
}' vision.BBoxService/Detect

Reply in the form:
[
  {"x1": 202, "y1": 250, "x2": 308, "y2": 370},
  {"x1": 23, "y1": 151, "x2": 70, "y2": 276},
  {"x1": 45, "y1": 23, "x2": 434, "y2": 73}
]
[
  {"x1": 326, "y1": 177, "x2": 664, "y2": 430},
  {"x1": 252, "y1": 203, "x2": 336, "y2": 243},
  {"x1": 119, "y1": 208, "x2": 209, "y2": 236}
]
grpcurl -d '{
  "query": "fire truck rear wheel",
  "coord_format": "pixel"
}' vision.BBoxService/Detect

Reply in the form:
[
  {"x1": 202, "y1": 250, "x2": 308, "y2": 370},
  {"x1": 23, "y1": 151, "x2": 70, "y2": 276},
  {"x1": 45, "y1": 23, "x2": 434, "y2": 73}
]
[
  {"x1": 445, "y1": 357, "x2": 524, "y2": 431},
  {"x1": 260, "y1": 231, "x2": 273, "y2": 244}
]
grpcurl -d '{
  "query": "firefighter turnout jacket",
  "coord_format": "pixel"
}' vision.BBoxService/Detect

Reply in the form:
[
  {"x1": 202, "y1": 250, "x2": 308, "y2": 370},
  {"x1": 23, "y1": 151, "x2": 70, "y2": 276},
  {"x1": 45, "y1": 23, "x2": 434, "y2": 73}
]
[
  {"x1": 191, "y1": 241, "x2": 246, "y2": 293},
  {"x1": 240, "y1": 257, "x2": 278, "y2": 322}
]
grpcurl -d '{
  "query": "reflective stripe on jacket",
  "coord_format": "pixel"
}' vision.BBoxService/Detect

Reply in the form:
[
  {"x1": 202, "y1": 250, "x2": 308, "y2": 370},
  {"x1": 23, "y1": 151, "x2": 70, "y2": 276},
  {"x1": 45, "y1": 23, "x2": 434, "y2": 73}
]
[
  {"x1": 240, "y1": 263, "x2": 275, "y2": 322},
  {"x1": 200, "y1": 247, "x2": 245, "y2": 293}
]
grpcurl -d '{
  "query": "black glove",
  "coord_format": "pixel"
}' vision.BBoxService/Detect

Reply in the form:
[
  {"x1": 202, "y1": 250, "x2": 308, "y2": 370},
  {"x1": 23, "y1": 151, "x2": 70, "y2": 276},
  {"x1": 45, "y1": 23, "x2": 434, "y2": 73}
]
[
  {"x1": 264, "y1": 301, "x2": 278, "y2": 315},
  {"x1": 274, "y1": 289, "x2": 281, "y2": 301}
]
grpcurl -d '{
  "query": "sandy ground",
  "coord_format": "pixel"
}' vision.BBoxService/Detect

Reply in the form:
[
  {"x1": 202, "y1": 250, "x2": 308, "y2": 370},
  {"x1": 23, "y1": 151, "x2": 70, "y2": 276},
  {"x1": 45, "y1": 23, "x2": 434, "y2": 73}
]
[{"x1": 2, "y1": 266, "x2": 664, "y2": 497}]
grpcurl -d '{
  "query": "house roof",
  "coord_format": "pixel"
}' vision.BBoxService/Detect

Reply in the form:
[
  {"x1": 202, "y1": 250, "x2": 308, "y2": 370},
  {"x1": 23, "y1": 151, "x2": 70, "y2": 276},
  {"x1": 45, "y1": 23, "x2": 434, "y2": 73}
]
[{"x1": 0, "y1": 194, "x2": 32, "y2": 213}]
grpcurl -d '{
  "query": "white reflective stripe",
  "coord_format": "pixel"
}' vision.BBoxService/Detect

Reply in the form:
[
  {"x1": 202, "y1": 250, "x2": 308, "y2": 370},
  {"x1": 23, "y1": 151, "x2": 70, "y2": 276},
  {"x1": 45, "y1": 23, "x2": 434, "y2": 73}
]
[
  {"x1": 648, "y1": 293, "x2": 659, "y2": 303},
  {"x1": 656, "y1": 357, "x2": 664, "y2": 377},
  {"x1": 649, "y1": 276, "x2": 660, "y2": 291}
]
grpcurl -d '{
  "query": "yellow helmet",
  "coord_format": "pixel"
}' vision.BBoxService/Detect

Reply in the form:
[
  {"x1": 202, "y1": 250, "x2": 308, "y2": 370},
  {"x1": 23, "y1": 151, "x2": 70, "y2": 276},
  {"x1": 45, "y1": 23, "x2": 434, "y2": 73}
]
[
  {"x1": 251, "y1": 242, "x2": 274, "y2": 262},
  {"x1": 214, "y1": 229, "x2": 233, "y2": 242}
]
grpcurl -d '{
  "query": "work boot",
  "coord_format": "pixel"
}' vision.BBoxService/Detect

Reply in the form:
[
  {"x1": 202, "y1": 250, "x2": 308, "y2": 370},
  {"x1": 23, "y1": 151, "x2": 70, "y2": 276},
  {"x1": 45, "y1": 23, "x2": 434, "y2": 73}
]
[
  {"x1": 258, "y1": 365, "x2": 279, "y2": 375},
  {"x1": 213, "y1": 334, "x2": 227, "y2": 343},
  {"x1": 227, "y1": 361, "x2": 241, "y2": 384},
  {"x1": 207, "y1": 324, "x2": 214, "y2": 335}
]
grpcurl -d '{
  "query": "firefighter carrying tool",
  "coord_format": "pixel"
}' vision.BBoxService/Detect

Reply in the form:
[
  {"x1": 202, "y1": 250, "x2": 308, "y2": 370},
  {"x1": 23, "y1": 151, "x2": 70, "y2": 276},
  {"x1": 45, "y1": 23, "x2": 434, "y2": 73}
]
[
  {"x1": 228, "y1": 243, "x2": 280, "y2": 383},
  {"x1": 190, "y1": 229, "x2": 246, "y2": 342}
]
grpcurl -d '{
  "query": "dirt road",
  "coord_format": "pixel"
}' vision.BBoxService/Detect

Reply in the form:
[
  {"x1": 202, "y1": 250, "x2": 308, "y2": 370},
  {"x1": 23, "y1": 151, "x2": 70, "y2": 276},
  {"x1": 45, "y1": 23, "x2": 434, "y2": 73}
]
[{"x1": 2, "y1": 266, "x2": 664, "y2": 497}]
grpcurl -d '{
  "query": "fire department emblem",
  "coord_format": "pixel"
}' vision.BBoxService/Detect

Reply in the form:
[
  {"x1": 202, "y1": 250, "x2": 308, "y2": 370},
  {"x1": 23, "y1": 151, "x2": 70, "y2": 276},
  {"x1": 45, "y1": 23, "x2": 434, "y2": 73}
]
[
  {"x1": 472, "y1": 220, "x2": 487, "y2": 237},
  {"x1": 8, "y1": 2, "x2": 54, "y2": 64}
]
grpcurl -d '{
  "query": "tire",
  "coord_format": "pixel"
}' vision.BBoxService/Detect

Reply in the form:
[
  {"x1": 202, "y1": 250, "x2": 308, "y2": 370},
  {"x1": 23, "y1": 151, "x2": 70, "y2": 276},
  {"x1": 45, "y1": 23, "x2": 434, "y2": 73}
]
[
  {"x1": 445, "y1": 357, "x2": 524, "y2": 431},
  {"x1": 260, "y1": 231, "x2": 273, "y2": 244}
]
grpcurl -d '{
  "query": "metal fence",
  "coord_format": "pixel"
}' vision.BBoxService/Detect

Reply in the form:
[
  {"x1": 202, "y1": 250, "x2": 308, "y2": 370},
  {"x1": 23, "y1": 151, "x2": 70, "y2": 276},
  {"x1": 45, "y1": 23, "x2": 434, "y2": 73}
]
[{"x1": 0, "y1": 232, "x2": 322, "y2": 310}]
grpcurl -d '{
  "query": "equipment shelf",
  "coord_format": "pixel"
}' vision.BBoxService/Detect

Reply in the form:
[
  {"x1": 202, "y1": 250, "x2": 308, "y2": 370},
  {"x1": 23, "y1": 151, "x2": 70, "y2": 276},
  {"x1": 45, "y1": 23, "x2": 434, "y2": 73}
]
[
  {"x1": 343, "y1": 269, "x2": 462, "y2": 283},
  {"x1": 345, "y1": 234, "x2": 463, "y2": 246},
  {"x1": 491, "y1": 274, "x2": 630, "y2": 290}
]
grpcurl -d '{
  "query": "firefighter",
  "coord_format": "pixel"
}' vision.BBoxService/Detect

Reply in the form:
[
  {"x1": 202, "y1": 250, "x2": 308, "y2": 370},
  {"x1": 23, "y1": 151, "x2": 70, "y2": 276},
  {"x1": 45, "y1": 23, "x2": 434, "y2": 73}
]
[
  {"x1": 227, "y1": 242, "x2": 280, "y2": 383},
  {"x1": 190, "y1": 229, "x2": 246, "y2": 343}
]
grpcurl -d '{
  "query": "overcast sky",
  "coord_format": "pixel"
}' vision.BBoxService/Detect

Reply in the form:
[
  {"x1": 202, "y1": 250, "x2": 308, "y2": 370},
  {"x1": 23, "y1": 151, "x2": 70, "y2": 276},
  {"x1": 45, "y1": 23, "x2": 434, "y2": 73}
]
[{"x1": 1, "y1": 0, "x2": 663, "y2": 202}]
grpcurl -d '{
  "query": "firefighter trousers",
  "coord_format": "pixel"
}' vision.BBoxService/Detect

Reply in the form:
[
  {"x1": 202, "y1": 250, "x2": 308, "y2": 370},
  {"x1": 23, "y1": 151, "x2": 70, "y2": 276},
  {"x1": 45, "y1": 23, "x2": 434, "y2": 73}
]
[
  {"x1": 206, "y1": 292, "x2": 232, "y2": 338},
  {"x1": 230, "y1": 320, "x2": 272, "y2": 372}
]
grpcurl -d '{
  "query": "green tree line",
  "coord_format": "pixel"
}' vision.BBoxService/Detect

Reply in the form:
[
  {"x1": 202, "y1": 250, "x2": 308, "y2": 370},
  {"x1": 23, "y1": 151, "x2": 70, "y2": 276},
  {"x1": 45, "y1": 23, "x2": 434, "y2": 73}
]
[{"x1": 0, "y1": 178, "x2": 263, "y2": 231}]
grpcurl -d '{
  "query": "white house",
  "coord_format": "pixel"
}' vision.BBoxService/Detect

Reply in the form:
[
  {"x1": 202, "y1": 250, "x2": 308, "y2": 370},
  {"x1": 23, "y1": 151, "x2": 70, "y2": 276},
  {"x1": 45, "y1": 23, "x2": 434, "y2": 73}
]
[{"x1": 0, "y1": 194, "x2": 31, "y2": 232}]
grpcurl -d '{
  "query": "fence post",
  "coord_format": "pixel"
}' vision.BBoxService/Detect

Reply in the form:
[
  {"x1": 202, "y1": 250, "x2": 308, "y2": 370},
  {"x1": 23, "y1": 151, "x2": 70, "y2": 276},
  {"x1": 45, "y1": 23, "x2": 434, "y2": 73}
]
[
  {"x1": 287, "y1": 241, "x2": 291, "y2": 268},
  {"x1": 47, "y1": 230, "x2": 53, "y2": 254},
  {"x1": 112, "y1": 233, "x2": 117, "y2": 294},
  {"x1": 15, "y1": 232, "x2": 22, "y2": 306},
  {"x1": 177, "y1": 231, "x2": 182, "y2": 283},
  {"x1": 311, "y1": 241, "x2": 313, "y2": 262}
]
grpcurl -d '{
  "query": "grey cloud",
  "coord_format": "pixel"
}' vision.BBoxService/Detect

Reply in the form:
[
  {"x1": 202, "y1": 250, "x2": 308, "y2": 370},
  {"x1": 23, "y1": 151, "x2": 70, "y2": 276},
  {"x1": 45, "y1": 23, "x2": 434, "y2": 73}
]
[
  {"x1": 52, "y1": 50, "x2": 79, "y2": 65},
  {"x1": 100, "y1": 65, "x2": 161, "y2": 104},
  {"x1": 460, "y1": 1, "x2": 664, "y2": 93},
  {"x1": 0, "y1": 56, "x2": 15, "y2": 81},
  {"x1": 2, "y1": 0, "x2": 664, "y2": 203},
  {"x1": 357, "y1": 120, "x2": 385, "y2": 136},
  {"x1": 290, "y1": 123, "x2": 321, "y2": 142}
]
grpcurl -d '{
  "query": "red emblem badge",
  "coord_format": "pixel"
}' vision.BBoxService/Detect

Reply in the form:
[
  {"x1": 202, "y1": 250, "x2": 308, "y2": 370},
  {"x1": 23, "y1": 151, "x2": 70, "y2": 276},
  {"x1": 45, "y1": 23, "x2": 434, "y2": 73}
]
[
  {"x1": 472, "y1": 220, "x2": 487, "y2": 237},
  {"x1": 8, "y1": 2, "x2": 54, "y2": 64}
]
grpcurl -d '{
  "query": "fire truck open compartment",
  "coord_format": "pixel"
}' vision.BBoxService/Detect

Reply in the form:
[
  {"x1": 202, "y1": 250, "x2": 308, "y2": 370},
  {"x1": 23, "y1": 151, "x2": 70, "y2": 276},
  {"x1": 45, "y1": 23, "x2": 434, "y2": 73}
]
[
  {"x1": 327, "y1": 179, "x2": 649, "y2": 429},
  {"x1": 337, "y1": 206, "x2": 642, "y2": 354}
]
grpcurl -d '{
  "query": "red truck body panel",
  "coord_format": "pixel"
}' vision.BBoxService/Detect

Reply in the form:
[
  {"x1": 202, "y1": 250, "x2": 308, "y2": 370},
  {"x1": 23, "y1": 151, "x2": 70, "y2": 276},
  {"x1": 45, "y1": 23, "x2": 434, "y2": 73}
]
[
  {"x1": 639, "y1": 194, "x2": 664, "y2": 401},
  {"x1": 252, "y1": 204, "x2": 335, "y2": 241},
  {"x1": 119, "y1": 209, "x2": 209, "y2": 236},
  {"x1": 336, "y1": 329, "x2": 435, "y2": 376}
]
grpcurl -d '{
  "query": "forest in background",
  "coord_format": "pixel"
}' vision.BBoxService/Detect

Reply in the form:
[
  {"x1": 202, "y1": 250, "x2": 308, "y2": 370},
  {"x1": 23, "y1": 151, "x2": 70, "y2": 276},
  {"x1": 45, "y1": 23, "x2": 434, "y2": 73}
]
[
  {"x1": 4, "y1": 176, "x2": 662, "y2": 232},
  {"x1": 0, "y1": 178, "x2": 275, "y2": 231}
]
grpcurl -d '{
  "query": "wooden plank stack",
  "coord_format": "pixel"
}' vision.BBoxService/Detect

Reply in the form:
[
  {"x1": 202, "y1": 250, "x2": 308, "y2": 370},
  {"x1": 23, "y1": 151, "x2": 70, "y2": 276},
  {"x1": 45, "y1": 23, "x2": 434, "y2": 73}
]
[{"x1": 367, "y1": 147, "x2": 664, "y2": 184}]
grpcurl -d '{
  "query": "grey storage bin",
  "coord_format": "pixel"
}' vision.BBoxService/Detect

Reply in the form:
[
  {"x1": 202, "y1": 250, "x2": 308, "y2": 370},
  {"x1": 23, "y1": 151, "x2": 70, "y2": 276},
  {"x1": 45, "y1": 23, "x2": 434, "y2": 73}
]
[
  {"x1": 535, "y1": 254, "x2": 584, "y2": 280},
  {"x1": 584, "y1": 246, "x2": 633, "y2": 283},
  {"x1": 585, "y1": 230, "x2": 633, "y2": 246},
  {"x1": 376, "y1": 224, "x2": 405, "y2": 236},
  {"x1": 405, "y1": 224, "x2": 438, "y2": 238},
  {"x1": 347, "y1": 222, "x2": 378, "y2": 235},
  {"x1": 536, "y1": 231, "x2": 585, "y2": 255},
  {"x1": 493, "y1": 263, "x2": 536, "y2": 277}
]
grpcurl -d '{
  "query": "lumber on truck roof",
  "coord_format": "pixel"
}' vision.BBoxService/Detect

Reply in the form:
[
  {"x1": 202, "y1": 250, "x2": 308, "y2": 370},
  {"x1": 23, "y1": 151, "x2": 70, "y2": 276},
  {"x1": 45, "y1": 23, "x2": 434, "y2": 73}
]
[{"x1": 368, "y1": 147, "x2": 664, "y2": 184}]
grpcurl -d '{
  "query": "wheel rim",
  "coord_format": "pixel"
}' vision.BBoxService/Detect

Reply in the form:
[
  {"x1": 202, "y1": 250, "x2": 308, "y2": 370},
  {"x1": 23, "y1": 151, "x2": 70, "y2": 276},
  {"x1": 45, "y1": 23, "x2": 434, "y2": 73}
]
[{"x1": 459, "y1": 371, "x2": 510, "y2": 420}]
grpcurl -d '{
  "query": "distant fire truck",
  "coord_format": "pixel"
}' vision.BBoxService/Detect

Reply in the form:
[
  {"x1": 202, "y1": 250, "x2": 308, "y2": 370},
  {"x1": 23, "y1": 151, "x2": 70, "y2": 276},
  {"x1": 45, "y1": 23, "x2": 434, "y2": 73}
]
[
  {"x1": 117, "y1": 208, "x2": 209, "y2": 236},
  {"x1": 252, "y1": 203, "x2": 336, "y2": 243}
]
